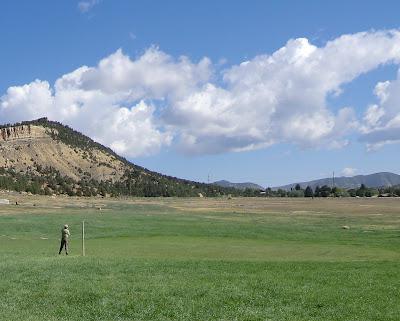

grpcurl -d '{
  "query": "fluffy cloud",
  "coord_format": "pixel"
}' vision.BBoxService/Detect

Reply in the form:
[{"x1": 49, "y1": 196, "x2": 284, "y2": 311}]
[
  {"x1": 166, "y1": 31, "x2": 398, "y2": 154},
  {"x1": 360, "y1": 68, "x2": 400, "y2": 150},
  {"x1": 79, "y1": 48, "x2": 211, "y2": 100},
  {"x1": 342, "y1": 167, "x2": 357, "y2": 176},
  {"x1": 2, "y1": 30, "x2": 400, "y2": 158},
  {"x1": 0, "y1": 49, "x2": 187, "y2": 157},
  {"x1": 0, "y1": 80, "x2": 54, "y2": 123}
]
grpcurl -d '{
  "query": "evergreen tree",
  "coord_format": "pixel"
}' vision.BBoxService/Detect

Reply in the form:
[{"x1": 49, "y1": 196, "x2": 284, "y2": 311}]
[
  {"x1": 314, "y1": 185, "x2": 320, "y2": 197},
  {"x1": 304, "y1": 186, "x2": 314, "y2": 197},
  {"x1": 320, "y1": 185, "x2": 332, "y2": 197}
]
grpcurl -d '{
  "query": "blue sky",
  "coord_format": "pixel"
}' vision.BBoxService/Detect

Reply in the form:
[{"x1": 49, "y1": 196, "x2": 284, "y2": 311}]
[{"x1": 1, "y1": 0, "x2": 400, "y2": 187}]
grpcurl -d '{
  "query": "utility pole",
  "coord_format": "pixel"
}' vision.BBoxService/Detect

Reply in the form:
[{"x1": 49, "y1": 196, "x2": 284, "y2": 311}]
[{"x1": 332, "y1": 171, "x2": 335, "y2": 188}]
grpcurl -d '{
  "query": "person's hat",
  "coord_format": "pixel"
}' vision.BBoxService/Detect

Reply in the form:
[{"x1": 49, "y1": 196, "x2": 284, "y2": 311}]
[{"x1": 64, "y1": 224, "x2": 69, "y2": 229}]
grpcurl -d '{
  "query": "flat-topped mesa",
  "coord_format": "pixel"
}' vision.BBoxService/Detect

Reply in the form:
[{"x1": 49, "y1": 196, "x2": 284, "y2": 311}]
[{"x1": 0, "y1": 125, "x2": 48, "y2": 142}]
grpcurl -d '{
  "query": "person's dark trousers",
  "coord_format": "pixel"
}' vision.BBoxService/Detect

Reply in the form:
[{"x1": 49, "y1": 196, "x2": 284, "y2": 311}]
[{"x1": 59, "y1": 239, "x2": 68, "y2": 255}]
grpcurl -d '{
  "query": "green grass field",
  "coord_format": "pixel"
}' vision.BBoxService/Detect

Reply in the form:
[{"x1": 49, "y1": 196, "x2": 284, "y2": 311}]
[{"x1": 0, "y1": 196, "x2": 399, "y2": 320}]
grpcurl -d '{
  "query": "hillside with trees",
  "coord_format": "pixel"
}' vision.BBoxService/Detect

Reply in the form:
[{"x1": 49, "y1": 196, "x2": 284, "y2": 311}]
[{"x1": 0, "y1": 118, "x2": 241, "y2": 197}]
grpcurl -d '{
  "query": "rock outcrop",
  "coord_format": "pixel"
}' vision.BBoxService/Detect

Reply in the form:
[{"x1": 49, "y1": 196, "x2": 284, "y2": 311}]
[
  {"x1": 0, "y1": 125, "x2": 47, "y2": 142},
  {"x1": 0, "y1": 124, "x2": 126, "y2": 182}
]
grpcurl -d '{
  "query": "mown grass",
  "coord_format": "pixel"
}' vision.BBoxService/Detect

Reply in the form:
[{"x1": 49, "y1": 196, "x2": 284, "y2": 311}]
[{"x1": 0, "y1": 197, "x2": 399, "y2": 320}]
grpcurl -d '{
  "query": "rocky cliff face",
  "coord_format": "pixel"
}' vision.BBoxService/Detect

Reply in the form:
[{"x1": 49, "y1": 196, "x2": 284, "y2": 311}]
[
  {"x1": 0, "y1": 124, "x2": 127, "y2": 182},
  {"x1": 0, "y1": 125, "x2": 47, "y2": 142}
]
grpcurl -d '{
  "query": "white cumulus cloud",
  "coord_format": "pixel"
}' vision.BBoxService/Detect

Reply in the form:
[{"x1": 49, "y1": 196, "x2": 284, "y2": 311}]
[
  {"x1": 0, "y1": 48, "x2": 194, "y2": 157},
  {"x1": 0, "y1": 80, "x2": 55, "y2": 123},
  {"x1": 2, "y1": 30, "x2": 400, "y2": 158},
  {"x1": 165, "y1": 31, "x2": 399, "y2": 154},
  {"x1": 342, "y1": 167, "x2": 357, "y2": 176},
  {"x1": 360, "y1": 68, "x2": 400, "y2": 150}
]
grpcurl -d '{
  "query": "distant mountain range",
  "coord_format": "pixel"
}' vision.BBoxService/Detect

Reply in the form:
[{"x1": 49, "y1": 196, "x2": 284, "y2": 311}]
[
  {"x1": 213, "y1": 180, "x2": 264, "y2": 190},
  {"x1": 273, "y1": 172, "x2": 400, "y2": 190},
  {"x1": 214, "y1": 172, "x2": 400, "y2": 192}
]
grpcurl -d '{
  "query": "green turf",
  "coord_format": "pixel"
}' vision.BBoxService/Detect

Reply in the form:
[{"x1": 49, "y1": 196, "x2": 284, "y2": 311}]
[{"x1": 0, "y1": 199, "x2": 399, "y2": 320}]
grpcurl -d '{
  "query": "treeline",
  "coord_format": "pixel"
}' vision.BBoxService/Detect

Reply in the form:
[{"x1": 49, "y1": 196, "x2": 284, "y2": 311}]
[
  {"x1": 0, "y1": 166, "x2": 242, "y2": 197},
  {"x1": 262, "y1": 183, "x2": 400, "y2": 198},
  {"x1": 2, "y1": 166, "x2": 400, "y2": 198}
]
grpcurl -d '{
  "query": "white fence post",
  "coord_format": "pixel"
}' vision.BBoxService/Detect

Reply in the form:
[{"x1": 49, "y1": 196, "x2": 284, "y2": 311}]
[{"x1": 82, "y1": 220, "x2": 85, "y2": 256}]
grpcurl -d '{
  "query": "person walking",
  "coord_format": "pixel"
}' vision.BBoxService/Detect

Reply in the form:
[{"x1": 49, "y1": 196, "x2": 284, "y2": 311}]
[{"x1": 59, "y1": 224, "x2": 70, "y2": 255}]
